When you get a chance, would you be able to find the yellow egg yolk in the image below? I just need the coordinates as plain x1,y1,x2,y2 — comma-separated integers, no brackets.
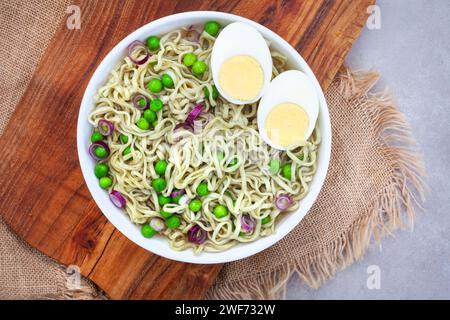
219,55,264,101
265,102,309,148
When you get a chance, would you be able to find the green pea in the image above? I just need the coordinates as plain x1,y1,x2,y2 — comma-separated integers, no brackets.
204,21,220,37
189,199,202,212
261,215,271,225
119,134,129,144
143,109,156,123
217,152,225,161
166,215,181,229
148,78,163,93
211,85,219,99
152,178,167,192
138,98,147,108
136,117,150,130
161,73,174,88
204,85,219,100
123,146,132,156
196,183,209,197
229,158,238,167
192,60,207,77
213,205,228,219
146,36,160,51
158,194,172,206
141,224,156,238
282,163,292,180
154,160,168,176
150,98,163,112
269,159,280,174
94,163,109,178
152,120,158,127
90,131,104,143
172,193,183,204
99,177,112,189
160,209,173,219
94,146,108,158
183,53,197,67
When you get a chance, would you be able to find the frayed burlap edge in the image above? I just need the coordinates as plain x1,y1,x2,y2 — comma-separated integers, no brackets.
44,266,106,300
207,68,426,299
38,273,103,300
0,215,104,300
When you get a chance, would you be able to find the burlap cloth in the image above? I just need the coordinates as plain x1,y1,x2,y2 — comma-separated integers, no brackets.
0,1,425,299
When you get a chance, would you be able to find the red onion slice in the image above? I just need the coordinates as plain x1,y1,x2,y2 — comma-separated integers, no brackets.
188,225,207,244
193,113,213,132
150,217,165,232
184,25,203,42
170,189,185,198
174,122,194,132
178,195,190,205
275,194,294,211
132,94,149,110
89,140,110,161
172,123,193,143
173,103,204,134
109,190,126,208
98,119,114,136
127,40,149,65
241,215,255,233
186,103,203,125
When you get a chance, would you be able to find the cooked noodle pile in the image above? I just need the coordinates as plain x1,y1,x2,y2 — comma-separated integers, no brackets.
88,28,320,253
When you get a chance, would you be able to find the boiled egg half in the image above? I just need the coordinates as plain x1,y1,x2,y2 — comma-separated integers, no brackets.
211,22,272,105
257,70,319,150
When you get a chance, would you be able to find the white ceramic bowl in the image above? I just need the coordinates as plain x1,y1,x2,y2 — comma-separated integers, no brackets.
77,11,331,264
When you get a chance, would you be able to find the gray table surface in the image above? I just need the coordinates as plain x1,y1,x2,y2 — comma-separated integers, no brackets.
287,0,450,299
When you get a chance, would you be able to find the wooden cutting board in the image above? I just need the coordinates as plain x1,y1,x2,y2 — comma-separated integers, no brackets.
0,0,373,299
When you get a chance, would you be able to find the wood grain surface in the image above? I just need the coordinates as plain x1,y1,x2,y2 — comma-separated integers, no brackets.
0,0,374,299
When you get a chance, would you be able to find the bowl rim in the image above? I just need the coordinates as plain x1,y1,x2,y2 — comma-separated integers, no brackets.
77,11,332,264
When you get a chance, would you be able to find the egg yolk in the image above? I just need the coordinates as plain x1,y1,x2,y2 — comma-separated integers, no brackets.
265,102,309,148
219,55,264,101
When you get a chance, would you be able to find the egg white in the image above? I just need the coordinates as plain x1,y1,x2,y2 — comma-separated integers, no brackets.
257,70,320,150
211,22,272,105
